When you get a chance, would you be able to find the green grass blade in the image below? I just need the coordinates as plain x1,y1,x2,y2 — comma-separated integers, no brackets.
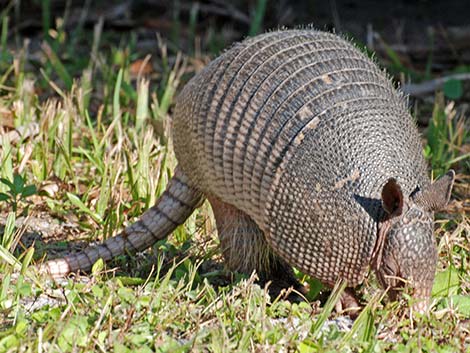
310,279,347,338
66,192,103,224
0,138,14,186
20,247,35,274
249,0,267,36
136,78,149,132
113,68,123,122
1,212,16,249
0,244,21,270
1,14,8,64
41,0,51,39
42,43,73,90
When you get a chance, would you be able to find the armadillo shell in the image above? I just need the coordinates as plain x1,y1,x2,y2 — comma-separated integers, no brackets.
173,29,429,286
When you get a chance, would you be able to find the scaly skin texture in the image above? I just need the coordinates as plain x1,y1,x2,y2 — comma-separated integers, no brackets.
40,29,454,311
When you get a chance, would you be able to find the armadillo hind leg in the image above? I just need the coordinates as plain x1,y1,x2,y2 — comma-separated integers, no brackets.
41,166,204,278
208,197,305,300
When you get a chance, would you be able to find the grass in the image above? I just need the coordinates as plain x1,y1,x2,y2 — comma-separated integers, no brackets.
0,3,470,353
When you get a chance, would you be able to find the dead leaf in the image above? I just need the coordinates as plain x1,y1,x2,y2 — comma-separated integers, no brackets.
0,108,14,128
130,58,153,77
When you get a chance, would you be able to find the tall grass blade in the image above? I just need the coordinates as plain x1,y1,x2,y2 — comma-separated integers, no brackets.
1,212,16,250
41,0,51,40
136,78,149,132
310,278,347,338
113,68,124,139
339,292,384,350
188,2,199,53
1,15,8,64
42,43,73,90
249,0,267,36
0,134,14,183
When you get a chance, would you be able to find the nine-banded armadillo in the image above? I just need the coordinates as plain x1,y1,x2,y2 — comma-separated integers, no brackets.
41,29,455,310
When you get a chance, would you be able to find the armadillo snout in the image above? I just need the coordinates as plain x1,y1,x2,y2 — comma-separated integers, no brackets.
377,206,437,309
377,266,433,314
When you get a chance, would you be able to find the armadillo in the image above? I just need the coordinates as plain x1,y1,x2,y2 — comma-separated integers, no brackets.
40,29,454,310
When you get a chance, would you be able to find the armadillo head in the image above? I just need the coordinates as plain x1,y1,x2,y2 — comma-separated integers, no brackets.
374,171,455,312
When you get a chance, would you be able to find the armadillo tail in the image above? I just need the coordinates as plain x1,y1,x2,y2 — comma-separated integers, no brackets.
39,167,203,278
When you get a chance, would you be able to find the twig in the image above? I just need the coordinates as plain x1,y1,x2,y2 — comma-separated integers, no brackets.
180,1,250,25
402,73,470,97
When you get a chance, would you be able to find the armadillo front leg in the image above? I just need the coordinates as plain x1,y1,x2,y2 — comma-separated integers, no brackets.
41,167,204,277
209,197,305,299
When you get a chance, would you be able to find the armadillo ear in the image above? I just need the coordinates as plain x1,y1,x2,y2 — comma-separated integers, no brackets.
382,178,404,216
412,170,455,211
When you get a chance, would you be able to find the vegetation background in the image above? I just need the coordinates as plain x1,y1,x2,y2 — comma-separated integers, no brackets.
0,0,469,352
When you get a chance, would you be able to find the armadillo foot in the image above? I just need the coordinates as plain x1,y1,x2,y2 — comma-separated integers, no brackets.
261,259,307,303
335,288,362,318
